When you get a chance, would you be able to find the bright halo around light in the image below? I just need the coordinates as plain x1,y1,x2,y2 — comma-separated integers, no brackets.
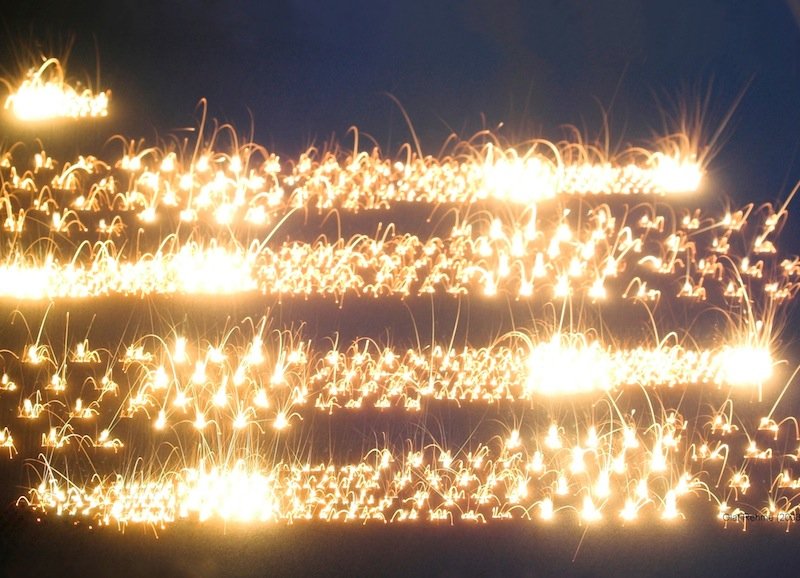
714,346,774,387
649,152,703,194
525,336,613,395
4,57,109,121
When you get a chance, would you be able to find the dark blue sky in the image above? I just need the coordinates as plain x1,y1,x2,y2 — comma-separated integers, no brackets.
4,1,800,208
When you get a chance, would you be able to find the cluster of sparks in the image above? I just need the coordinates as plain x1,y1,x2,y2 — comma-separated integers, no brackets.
10,377,800,528
0,324,775,442
3,58,109,122
0,129,700,220
0,205,796,302
0,144,794,303
0,95,798,532
13,425,754,526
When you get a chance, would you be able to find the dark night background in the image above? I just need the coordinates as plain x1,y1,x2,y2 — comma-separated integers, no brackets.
1,1,800,577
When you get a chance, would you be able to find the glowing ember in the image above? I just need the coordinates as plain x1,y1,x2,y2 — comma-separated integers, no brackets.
4,58,109,121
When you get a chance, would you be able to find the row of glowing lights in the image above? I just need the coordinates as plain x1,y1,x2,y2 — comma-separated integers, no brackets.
0,327,774,447
0,134,702,228
4,58,109,121
19,418,800,527
0,206,793,301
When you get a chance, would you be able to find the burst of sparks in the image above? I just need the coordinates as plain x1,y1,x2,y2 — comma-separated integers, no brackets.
4,58,109,121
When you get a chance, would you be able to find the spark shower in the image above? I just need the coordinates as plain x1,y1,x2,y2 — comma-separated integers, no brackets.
1,56,799,532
